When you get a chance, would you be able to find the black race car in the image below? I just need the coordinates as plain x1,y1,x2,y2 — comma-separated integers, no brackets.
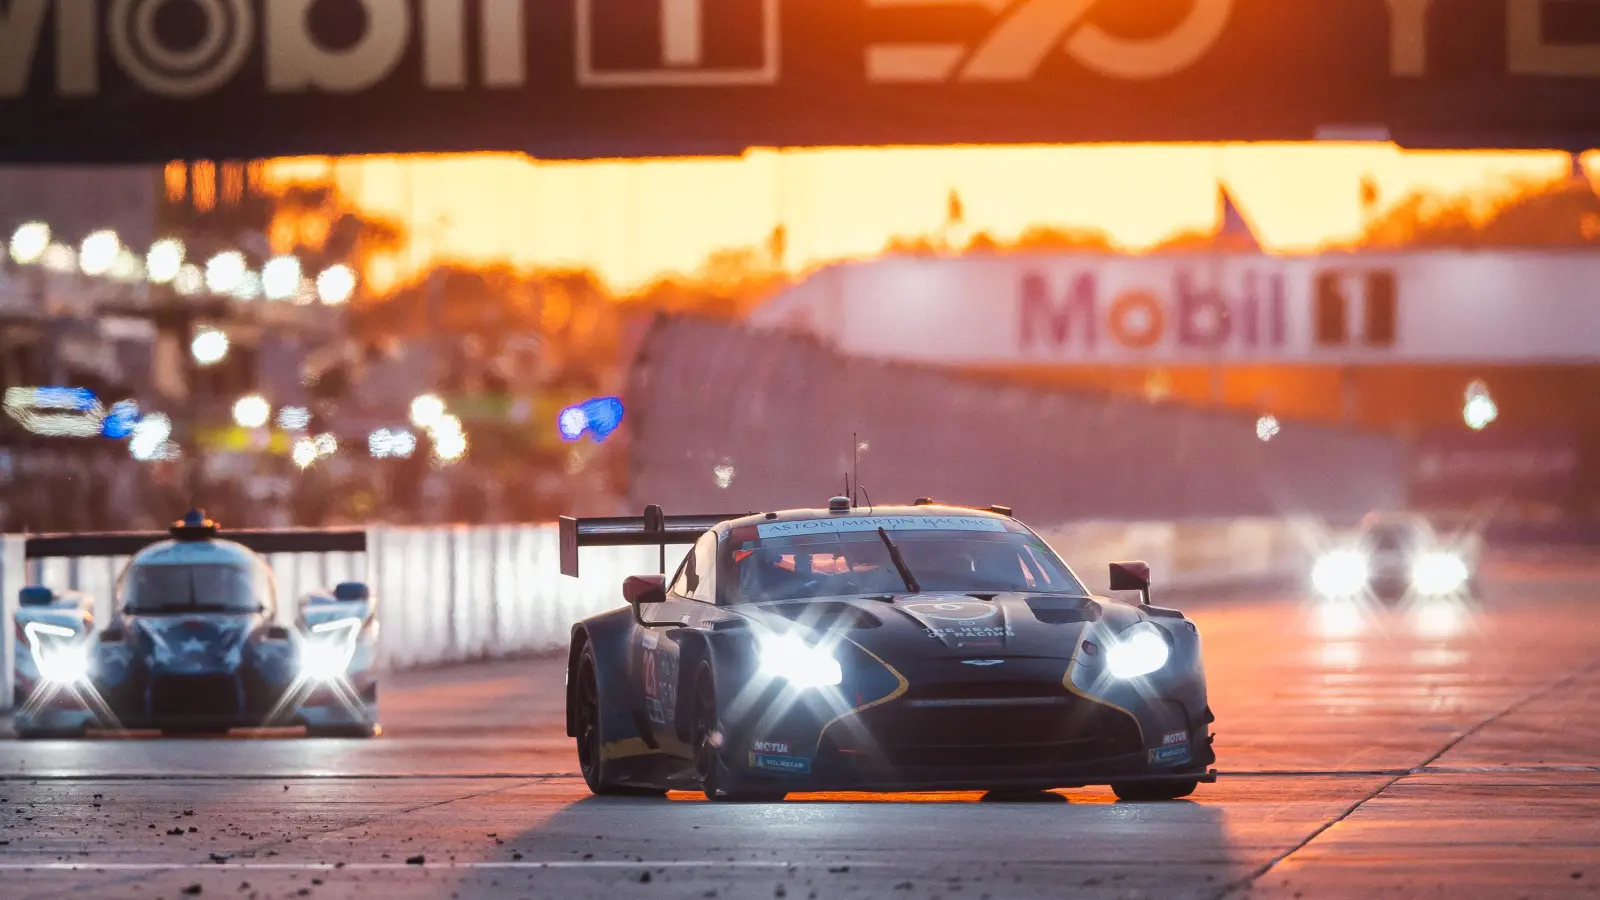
560,499,1216,802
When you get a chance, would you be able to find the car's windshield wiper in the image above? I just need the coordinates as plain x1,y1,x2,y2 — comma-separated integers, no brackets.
876,527,921,594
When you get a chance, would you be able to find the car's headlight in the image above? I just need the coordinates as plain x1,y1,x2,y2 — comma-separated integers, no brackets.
300,619,363,681
1105,622,1172,680
757,632,842,688
1312,550,1369,597
1412,552,1468,595
24,622,90,685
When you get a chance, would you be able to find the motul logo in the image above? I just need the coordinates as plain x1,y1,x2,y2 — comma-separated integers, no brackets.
0,0,527,98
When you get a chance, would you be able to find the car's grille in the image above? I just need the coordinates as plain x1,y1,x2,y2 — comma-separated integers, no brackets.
150,675,242,719
823,680,1143,771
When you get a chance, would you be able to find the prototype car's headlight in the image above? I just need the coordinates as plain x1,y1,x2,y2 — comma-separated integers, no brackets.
1105,623,1171,680
1311,550,1370,597
24,622,90,685
757,633,842,688
1411,552,1468,596
300,619,362,681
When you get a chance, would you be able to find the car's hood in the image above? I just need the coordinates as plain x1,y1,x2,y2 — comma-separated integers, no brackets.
738,592,1145,662
126,613,260,673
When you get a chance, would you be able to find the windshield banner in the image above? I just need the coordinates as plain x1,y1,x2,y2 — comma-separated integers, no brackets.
756,516,1008,539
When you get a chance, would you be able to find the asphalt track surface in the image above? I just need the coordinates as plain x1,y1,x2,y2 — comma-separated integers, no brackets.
3,554,1599,900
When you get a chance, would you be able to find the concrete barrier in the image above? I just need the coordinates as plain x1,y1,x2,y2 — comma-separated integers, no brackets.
1,518,1311,710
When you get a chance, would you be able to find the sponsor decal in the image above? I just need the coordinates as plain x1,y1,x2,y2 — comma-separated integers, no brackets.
749,753,812,775
961,659,1005,667
866,0,1235,84
1018,269,1287,356
1163,730,1189,747
925,627,1014,640
1148,745,1191,766
756,516,1008,538
902,599,1001,622
752,740,789,754
642,649,659,699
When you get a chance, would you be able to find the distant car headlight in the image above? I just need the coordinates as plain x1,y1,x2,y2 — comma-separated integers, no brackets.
1312,550,1370,597
24,622,90,685
757,632,842,688
300,618,363,681
1105,623,1172,680
1411,552,1469,595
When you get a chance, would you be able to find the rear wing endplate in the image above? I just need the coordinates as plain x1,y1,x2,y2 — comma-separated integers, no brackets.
560,505,747,577
25,529,367,559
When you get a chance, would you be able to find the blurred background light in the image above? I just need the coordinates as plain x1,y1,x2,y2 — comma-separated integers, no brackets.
558,397,626,443
77,230,120,277
276,406,311,431
191,328,230,366
145,238,185,284
129,413,174,461
100,400,141,440
174,263,205,296
292,437,318,469
410,394,445,430
1256,414,1280,442
9,221,49,265
316,264,357,305
41,243,76,273
368,428,417,459
1463,381,1498,431
205,251,247,295
262,256,302,301
232,394,271,429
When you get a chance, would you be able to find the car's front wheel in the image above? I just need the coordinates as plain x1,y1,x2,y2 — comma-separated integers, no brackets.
690,663,785,803
574,644,666,798
1111,778,1199,802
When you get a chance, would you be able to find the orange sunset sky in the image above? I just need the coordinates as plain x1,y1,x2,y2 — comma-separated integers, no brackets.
268,144,1590,293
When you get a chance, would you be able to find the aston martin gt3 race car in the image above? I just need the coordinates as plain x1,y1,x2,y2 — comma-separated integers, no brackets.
561,499,1216,802
11,512,380,739
1310,511,1483,604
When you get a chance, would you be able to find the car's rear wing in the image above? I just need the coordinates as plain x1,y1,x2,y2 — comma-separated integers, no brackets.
559,505,748,577
24,528,367,559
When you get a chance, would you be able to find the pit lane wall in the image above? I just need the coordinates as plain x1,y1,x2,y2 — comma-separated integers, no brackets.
0,518,1311,711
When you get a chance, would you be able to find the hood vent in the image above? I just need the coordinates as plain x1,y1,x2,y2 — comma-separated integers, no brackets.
762,602,882,630
1026,596,1100,625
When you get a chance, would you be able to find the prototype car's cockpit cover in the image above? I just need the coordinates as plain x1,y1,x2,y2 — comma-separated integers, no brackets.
119,542,271,615
723,515,1085,604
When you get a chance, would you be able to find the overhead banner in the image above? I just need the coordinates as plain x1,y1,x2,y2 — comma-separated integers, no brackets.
747,251,1600,366
4,0,1600,161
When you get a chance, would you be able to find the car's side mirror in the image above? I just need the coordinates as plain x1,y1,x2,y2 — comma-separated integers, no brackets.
1109,561,1152,606
623,574,680,627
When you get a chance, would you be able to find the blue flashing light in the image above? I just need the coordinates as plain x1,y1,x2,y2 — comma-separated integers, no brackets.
37,387,97,412
557,397,626,443
101,400,141,440
558,406,588,442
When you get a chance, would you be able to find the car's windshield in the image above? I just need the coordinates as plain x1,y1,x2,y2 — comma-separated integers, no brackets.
123,564,261,614
724,522,1084,603
1365,522,1421,553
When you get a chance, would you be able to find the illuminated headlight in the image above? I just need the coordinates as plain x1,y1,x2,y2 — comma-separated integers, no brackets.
1311,550,1369,597
757,633,842,688
300,619,362,681
1105,623,1172,680
24,622,91,685
1411,552,1469,596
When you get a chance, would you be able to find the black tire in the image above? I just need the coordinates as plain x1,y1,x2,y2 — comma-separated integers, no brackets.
574,645,667,798
690,664,785,803
1111,779,1199,802
306,723,379,739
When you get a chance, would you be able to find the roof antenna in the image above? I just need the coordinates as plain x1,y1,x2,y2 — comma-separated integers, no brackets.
852,432,860,508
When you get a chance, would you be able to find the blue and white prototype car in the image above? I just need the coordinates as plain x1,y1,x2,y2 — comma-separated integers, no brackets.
11,512,380,739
